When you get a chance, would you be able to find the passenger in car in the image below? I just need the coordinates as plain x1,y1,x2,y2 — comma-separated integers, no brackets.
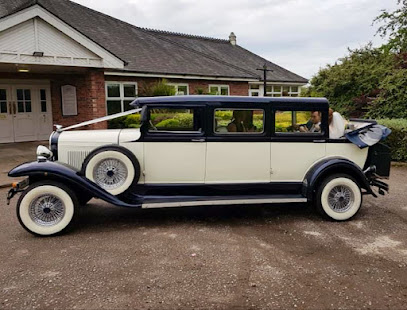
329,108,346,139
227,111,256,132
300,111,321,133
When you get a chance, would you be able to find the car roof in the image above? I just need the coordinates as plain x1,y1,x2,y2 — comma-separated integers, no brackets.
131,95,329,107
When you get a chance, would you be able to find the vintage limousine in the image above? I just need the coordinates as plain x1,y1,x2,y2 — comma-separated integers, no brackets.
7,96,391,236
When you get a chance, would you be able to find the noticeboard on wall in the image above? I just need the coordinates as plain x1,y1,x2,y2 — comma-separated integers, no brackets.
61,85,78,116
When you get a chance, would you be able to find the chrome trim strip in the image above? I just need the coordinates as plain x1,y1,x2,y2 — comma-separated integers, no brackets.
142,197,307,209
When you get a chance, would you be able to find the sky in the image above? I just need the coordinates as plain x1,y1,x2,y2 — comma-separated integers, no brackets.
72,0,398,80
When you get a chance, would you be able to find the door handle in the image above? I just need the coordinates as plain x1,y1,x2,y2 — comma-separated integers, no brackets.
8,103,12,115
191,138,205,142
13,102,16,115
313,139,326,143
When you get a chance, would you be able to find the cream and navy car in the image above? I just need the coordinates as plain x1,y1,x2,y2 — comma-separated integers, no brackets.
7,96,391,236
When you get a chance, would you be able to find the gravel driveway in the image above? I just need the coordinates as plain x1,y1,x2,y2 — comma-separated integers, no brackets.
0,167,406,309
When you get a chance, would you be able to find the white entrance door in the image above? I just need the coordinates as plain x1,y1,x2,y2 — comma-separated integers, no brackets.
0,84,53,143
37,88,53,140
0,86,14,143
14,87,37,142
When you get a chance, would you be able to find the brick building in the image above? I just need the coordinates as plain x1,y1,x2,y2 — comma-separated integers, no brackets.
0,0,308,143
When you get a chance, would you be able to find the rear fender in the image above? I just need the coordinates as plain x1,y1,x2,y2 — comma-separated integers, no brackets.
8,161,140,207
303,157,373,201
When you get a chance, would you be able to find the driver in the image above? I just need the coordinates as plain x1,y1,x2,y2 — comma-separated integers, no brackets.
300,111,321,133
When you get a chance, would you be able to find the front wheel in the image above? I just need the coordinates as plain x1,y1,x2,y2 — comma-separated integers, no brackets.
315,174,362,221
17,181,78,236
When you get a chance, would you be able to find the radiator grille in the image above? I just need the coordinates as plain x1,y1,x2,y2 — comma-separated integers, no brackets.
67,151,91,170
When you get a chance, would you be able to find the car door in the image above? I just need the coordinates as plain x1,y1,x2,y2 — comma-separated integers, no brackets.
205,104,271,184
271,108,328,182
143,105,207,184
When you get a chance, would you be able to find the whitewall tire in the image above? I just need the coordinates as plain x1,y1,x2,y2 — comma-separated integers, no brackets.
83,146,140,196
17,182,78,236
316,174,362,221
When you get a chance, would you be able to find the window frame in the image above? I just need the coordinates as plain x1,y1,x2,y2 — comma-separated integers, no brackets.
143,105,205,138
249,84,301,97
208,84,230,96
271,107,328,140
169,83,190,96
105,81,138,114
213,108,266,136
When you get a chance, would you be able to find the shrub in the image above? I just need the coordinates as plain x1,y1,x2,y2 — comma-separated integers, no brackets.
108,114,141,129
155,118,181,128
174,113,193,128
151,79,176,97
377,118,407,162
108,116,127,129
124,114,141,127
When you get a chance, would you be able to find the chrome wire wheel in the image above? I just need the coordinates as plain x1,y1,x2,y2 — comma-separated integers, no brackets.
93,158,128,191
327,185,355,213
29,194,66,227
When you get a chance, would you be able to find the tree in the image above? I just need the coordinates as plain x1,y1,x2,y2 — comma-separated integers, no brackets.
306,45,393,117
306,1,407,118
138,79,176,97
374,0,407,53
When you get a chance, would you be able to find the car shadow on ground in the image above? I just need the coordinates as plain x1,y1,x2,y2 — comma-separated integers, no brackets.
74,201,321,234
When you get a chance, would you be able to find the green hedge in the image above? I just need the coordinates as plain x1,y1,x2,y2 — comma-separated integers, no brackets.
108,114,141,129
377,119,407,162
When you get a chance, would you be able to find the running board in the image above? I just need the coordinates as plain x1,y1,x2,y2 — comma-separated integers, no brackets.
141,195,307,209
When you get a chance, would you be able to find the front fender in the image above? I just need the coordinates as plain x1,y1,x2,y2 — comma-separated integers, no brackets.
8,161,141,207
303,157,374,201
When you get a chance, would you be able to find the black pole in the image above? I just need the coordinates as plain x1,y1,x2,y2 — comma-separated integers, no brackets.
263,64,267,96
256,63,273,97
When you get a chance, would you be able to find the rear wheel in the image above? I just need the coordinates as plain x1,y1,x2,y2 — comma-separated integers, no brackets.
17,181,78,236
315,174,362,221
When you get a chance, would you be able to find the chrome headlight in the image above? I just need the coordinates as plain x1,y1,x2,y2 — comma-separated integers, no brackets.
37,145,53,160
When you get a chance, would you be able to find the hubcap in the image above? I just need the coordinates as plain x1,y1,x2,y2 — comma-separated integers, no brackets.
29,194,65,226
93,158,128,190
327,185,355,213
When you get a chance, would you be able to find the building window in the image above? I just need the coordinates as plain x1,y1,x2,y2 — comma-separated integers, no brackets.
272,85,299,97
209,85,230,96
170,84,189,95
40,89,47,112
106,82,138,115
249,84,300,97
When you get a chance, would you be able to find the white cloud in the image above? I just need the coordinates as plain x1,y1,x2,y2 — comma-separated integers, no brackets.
72,0,398,79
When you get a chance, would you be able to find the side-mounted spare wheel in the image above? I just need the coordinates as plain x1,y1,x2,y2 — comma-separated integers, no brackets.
17,181,78,236
315,173,363,221
82,146,140,196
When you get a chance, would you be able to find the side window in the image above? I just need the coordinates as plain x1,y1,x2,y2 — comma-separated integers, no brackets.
148,108,201,133
214,109,264,134
275,110,323,134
